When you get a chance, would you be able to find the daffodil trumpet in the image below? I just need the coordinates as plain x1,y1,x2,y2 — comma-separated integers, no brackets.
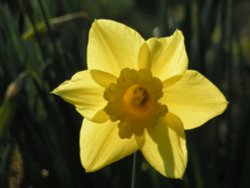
52,19,228,178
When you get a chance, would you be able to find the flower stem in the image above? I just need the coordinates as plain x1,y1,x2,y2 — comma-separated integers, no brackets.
131,152,141,188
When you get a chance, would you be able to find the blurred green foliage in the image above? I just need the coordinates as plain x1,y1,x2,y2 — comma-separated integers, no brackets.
1,0,250,188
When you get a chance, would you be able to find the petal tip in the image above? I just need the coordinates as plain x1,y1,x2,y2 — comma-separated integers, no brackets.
51,88,59,95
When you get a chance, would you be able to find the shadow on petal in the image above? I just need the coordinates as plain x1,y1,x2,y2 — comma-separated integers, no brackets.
141,112,187,178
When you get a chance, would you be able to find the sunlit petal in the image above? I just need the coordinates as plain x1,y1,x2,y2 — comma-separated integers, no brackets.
52,70,109,123
87,19,145,76
161,70,228,129
80,119,140,172
147,30,188,80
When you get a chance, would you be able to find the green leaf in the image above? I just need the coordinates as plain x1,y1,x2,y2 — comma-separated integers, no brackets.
21,11,89,40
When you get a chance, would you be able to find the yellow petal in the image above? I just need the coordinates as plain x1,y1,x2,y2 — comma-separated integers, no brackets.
87,19,145,76
138,42,151,69
147,29,188,81
52,70,109,123
90,70,117,88
140,113,187,178
161,70,228,130
80,119,139,172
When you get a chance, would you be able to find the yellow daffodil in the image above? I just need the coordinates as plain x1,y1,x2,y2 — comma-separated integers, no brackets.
52,19,228,178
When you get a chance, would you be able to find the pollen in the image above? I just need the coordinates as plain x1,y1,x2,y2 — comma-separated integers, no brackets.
104,68,168,139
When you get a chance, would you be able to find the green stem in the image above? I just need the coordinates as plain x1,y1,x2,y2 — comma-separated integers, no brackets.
131,152,140,188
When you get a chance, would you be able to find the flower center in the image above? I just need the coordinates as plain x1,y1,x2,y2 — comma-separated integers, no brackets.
132,86,147,105
104,68,168,139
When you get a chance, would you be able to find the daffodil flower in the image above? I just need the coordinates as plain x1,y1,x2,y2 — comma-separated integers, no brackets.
52,19,228,178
